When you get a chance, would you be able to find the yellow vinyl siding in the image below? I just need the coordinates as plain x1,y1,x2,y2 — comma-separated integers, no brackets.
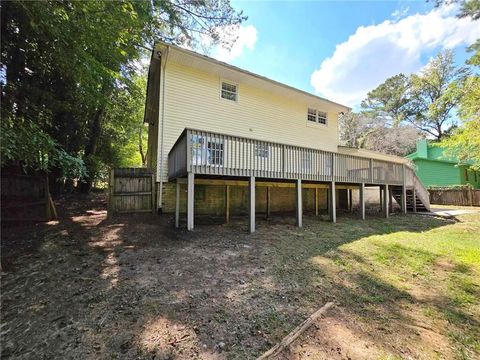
158,61,343,181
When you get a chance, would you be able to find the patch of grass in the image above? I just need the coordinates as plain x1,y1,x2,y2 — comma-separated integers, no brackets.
270,213,480,359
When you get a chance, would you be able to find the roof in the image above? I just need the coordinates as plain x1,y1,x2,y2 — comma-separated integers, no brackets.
338,146,409,164
405,139,473,165
153,40,351,112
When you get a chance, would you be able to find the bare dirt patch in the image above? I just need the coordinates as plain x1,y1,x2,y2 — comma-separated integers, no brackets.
1,194,478,359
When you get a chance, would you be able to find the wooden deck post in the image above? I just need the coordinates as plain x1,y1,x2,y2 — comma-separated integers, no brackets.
225,185,230,223
412,187,417,213
296,179,302,227
348,189,353,212
388,187,393,214
379,186,383,212
330,181,336,223
175,180,180,228
315,187,319,216
187,172,194,231
360,183,365,220
384,184,389,218
249,176,255,233
402,164,407,214
266,186,271,219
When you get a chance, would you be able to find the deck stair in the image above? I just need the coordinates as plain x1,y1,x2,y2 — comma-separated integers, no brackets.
392,187,429,212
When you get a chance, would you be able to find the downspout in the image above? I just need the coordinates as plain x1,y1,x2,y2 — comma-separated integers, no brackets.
157,46,169,211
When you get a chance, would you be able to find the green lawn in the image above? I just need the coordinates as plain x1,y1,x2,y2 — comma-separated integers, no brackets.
268,213,480,359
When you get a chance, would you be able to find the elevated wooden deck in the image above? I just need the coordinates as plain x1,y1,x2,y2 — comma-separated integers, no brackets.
168,128,430,231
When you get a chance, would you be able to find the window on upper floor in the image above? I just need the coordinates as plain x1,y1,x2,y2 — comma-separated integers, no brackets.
221,81,237,101
307,108,317,122
317,111,327,124
307,108,327,125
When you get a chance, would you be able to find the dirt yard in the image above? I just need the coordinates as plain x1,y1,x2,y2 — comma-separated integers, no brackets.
1,194,479,359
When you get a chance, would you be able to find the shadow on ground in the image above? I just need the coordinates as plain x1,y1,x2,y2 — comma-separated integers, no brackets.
1,194,479,359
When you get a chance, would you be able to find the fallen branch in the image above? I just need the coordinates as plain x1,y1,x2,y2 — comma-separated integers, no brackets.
257,301,335,359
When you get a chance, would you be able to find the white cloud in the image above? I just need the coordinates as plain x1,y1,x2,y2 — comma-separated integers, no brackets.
212,25,258,62
310,6,480,107
391,6,409,20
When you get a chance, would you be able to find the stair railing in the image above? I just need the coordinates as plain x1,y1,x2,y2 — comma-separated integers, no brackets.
405,166,430,211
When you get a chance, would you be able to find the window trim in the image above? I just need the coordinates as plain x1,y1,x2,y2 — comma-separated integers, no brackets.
220,79,239,103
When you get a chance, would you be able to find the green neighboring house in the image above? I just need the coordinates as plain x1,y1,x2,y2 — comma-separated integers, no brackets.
405,139,480,189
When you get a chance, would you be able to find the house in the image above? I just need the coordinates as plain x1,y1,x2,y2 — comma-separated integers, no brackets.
144,41,430,231
406,139,480,189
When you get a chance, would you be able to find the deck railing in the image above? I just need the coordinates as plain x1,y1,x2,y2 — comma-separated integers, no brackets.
168,129,417,187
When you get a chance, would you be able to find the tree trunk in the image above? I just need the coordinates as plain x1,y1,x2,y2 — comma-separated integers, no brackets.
139,126,147,167
78,105,105,193
49,166,65,195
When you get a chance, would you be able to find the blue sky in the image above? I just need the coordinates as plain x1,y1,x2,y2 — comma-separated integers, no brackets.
207,1,480,108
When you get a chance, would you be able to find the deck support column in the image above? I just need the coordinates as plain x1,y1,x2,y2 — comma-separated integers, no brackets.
175,180,180,228
330,181,336,223
412,187,417,213
348,189,353,212
315,187,319,216
187,172,194,231
384,184,389,218
225,185,230,223
249,176,255,233
388,187,393,214
296,179,302,227
379,187,383,212
266,187,271,219
402,164,407,214
360,183,365,220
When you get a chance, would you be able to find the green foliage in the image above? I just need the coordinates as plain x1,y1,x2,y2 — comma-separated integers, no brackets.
1,0,245,191
440,118,480,170
99,74,148,168
361,50,468,140
456,0,480,20
428,184,475,190
361,74,411,125
0,117,86,178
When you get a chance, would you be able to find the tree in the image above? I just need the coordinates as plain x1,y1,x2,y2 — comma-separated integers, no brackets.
409,50,469,139
361,74,411,126
339,112,420,156
1,0,246,192
435,0,480,169
361,50,468,140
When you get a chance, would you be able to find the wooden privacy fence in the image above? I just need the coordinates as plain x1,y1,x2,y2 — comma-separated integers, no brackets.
1,172,57,222
429,189,480,206
108,168,155,215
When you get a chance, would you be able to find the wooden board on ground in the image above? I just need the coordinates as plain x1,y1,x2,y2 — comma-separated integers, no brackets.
257,302,335,359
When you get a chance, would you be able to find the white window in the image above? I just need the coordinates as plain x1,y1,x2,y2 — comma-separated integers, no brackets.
307,108,327,125
317,111,327,124
207,140,224,166
221,81,237,101
191,135,224,166
255,144,269,158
